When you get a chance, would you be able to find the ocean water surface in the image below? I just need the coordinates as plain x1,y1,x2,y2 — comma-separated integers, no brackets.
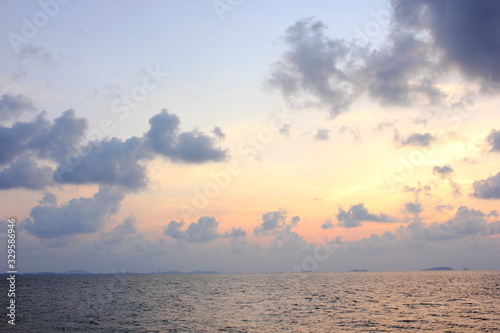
2,271,499,332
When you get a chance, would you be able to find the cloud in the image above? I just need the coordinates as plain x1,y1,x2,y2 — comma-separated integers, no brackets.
0,94,35,121
362,32,444,106
392,0,500,80
254,210,300,235
321,219,334,229
394,130,436,147
404,202,423,215
186,216,220,242
486,129,500,152
94,217,138,249
164,220,188,240
268,2,500,120
337,203,395,228
22,187,125,238
164,216,244,243
472,172,500,199
433,165,454,177
398,206,492,241
267,17,361,118
0,112,48,166
55,137,149,190
0,109,87,170
336,206,500,258
313,129,330,141
433,165,462,197
212,126,226,140
144,109,227,163
224,227,247,238
0,157,52,190
435,204,453,212
0,108,228,191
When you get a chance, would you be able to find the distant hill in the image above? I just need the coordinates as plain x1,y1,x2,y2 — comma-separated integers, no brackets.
159,270,219,274
63,270,93,275
351,269,369,272
422,267,453,271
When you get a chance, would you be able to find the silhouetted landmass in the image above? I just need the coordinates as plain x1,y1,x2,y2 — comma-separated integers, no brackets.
351,269,369,272
422,267,453,271
462,268,470,270
64,270,93,275
0,270,220,276
160,270,219,274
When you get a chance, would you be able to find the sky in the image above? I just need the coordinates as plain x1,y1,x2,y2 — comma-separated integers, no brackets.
1,0,500,274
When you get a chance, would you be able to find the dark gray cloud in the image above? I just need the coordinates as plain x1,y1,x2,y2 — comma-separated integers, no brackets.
0,108,227,191
254,210,300,235
391,0,500,80
267,17,362,118
0,112,47,165
23,187,125,238
337,203,395,228
0,157,52,190
31,109,88,161
486,129,500,152
321,219,334,229
362,32,444,106
0,94,35,121
164,216,244,243
268,1,500,120
404,202,423,215
313,129,330,141
394,131,436,147
433,165,454,177
164,220,188,239
55,137,149,190
0,109,87,169
271,0,500,122
472,172,500,199
145,109,227,163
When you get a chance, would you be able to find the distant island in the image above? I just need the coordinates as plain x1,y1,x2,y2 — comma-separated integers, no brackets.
422,267,453,271
351,269,369,272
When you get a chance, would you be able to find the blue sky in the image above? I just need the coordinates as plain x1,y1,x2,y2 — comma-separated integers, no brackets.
1,0,500,274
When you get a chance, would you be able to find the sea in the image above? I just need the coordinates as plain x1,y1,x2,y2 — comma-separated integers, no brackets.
1,270,499,332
